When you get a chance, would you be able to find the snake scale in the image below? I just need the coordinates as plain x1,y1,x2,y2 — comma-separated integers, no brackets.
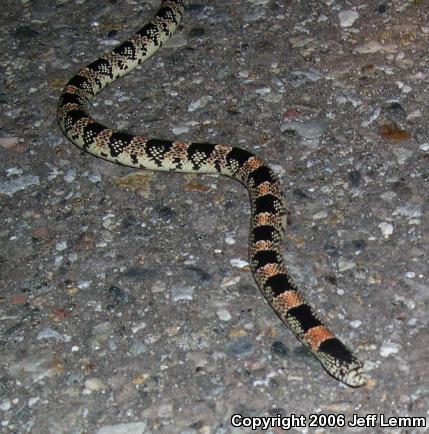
57,0,366,387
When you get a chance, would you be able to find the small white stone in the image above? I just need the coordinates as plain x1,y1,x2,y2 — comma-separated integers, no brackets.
188,96,213,112
254,87,271,95
54,255,63,268
355,41,383,54
37,328,64,341
172,125,190,135
338,10,359,27
64,169,76,183
55,241,67,251
406,110,421,120
225,235,236,245
407,318,417,326
78,280,92,289
380,342,400,357
338,259,356,272
230,258,249,268
392,147,413,165
0,400,11,411
6,167,23,176
419,142,429,151
171,285,195,301
350,320,362,329
131,322,146,334
378,222,394,238
312,210,328,220
84,378,105,392
221,276,241,287
88,173,101,183
404,271,415,278
28,397,40,407
216,309,232,321
95,422,147,434
151,281,166,293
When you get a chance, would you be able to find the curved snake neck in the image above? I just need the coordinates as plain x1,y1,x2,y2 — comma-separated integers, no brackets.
57,0,366,387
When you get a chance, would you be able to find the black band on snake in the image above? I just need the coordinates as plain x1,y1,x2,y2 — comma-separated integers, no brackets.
57,0,366,387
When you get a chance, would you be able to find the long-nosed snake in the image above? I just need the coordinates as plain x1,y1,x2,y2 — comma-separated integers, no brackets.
57,0,366,387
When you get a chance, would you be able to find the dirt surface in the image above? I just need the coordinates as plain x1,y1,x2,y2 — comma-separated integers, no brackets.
1,0,428,433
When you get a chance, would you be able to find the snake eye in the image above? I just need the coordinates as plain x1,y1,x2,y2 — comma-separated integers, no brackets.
338,366,347,379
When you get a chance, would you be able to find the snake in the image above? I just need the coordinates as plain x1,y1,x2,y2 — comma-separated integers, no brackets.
57,0,366,387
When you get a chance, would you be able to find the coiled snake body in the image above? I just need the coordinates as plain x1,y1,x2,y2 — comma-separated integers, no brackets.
57,0,365,387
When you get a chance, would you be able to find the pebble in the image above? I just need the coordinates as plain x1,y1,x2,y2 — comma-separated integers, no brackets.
102,213,117,230
224,235,236,245
0,401,11,411
95,422,147,434
350,320,362,329
28,397,40,407
248,0,269,5
281,120,328,139
131,322,146,334
337,259,356,272
78,280,92,289
151,280,166,293
88,173,101,183
378,222,394,238
171,285,195,301
130,341,146,356
392,147,413,165
271,341,288,358
221,276,241,287
91,321,114,348
419,142,429,151
54,255,64,268
380,342,401,357
64,169,76,183
9,353,63,385
225,336,253,357
393,204,421,219
216,308,232,321
312,210,328,220
254,86,271,95
55,241,67,251
338,10,359,28
0,136,19,149
289,69,323,86
6,167,23,176
0,174,39,196
188,96,213,112
407,318,418,326
108,285,132,305
158,403,173,418
244,10,265,22
347,170,361,188
172,125,190,135
230,258,249,269
37,328,70,342
354,41,383,54
84,378,105,392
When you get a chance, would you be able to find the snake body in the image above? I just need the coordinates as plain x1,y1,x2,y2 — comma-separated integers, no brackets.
57,0,365,387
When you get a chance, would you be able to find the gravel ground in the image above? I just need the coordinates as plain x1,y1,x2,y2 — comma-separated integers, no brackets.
1,1,428,433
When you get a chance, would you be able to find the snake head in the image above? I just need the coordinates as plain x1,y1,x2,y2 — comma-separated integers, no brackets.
317,337,366,387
